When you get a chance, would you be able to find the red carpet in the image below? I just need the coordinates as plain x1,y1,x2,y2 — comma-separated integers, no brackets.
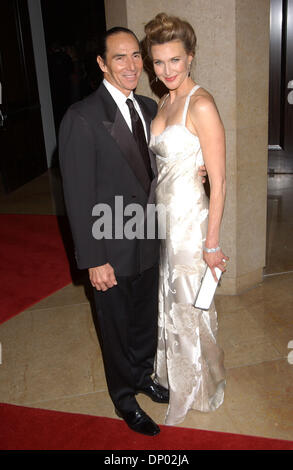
0,214,73,324
0,403,292,450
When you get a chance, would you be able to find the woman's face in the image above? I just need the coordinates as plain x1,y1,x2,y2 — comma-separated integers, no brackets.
151,40,193,90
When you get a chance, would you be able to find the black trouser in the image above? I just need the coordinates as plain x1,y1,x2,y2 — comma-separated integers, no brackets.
93,264,159,413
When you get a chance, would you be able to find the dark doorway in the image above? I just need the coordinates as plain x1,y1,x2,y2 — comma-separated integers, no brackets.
269,0,293,174
0,0,47,193
41,0,106,132
266,0,293,274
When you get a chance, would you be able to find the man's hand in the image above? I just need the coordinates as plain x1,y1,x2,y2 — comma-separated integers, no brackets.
89,263,117,292
198,164,207,183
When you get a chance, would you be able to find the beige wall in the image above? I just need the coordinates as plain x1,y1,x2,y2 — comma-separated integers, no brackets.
104,0,128,29
104,0,270,295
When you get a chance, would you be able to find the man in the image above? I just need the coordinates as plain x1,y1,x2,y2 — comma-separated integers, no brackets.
59,27,205,436
59,27,166,437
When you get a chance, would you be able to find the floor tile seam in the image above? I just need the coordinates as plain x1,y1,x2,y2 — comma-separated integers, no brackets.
5,389,109,408
25,301,90,313
225,356,290,370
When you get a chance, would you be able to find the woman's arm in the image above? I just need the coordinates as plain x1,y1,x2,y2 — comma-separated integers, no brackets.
189,94,228,279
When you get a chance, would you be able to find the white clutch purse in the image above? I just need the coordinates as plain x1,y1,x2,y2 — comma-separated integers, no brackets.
194,266,222,310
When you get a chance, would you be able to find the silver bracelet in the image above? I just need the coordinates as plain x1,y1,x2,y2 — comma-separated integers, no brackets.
203,246,221,253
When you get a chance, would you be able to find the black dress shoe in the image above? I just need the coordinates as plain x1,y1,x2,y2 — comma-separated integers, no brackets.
137,381,169,403
115,406,160,436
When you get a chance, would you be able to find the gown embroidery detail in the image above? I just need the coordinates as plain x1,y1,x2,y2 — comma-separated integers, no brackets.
150,85,226,425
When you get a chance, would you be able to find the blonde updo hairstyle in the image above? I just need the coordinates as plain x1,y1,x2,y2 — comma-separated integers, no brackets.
144,12,197,58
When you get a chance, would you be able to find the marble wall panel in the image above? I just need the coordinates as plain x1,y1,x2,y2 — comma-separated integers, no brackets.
104,0,270,294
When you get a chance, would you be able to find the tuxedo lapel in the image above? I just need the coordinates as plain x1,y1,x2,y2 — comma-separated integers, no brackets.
104,109,151,195
99,85,151,195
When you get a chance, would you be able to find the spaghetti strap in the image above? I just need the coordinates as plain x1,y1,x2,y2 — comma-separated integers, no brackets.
181,85,201,126
159,93,169,111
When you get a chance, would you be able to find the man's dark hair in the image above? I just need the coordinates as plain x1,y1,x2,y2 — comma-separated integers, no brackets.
99,27,140,60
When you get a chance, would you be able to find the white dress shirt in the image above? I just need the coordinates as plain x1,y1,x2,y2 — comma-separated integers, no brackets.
103,79,148,140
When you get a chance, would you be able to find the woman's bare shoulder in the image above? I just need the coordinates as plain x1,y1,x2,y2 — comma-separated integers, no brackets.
189,87,219,120
191,87,215,108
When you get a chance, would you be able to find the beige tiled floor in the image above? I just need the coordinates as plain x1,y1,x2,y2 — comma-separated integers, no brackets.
0,170,292,442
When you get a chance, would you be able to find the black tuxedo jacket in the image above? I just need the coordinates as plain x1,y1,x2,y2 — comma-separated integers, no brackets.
59,83,160,276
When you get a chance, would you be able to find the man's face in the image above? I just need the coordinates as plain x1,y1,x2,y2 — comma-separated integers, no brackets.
97,32,143,96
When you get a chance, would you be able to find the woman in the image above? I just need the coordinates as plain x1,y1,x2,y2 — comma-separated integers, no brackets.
144,13,228,425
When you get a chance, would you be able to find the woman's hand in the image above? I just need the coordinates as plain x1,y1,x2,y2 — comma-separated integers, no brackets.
203,249,229,282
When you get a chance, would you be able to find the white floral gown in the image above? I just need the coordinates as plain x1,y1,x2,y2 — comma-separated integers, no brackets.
149,85,226,425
